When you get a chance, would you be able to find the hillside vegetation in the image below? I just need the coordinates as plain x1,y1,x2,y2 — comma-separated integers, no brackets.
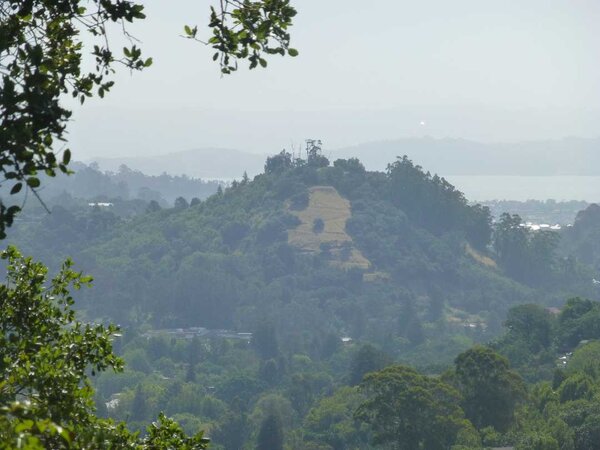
561,204,600,273
9,152,594,363
6,151,600,449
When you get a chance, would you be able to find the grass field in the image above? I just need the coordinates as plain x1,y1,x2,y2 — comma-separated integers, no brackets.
465,243,498,269
288,186,371,270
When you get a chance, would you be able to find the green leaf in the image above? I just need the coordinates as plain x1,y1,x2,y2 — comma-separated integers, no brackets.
26,177,40,188
63,149,71,165
14,419,34,432
10,183,22,195
184,25,192,36
287,48,299,57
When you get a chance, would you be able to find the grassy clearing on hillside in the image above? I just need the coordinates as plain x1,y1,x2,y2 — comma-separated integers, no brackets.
465,243,498,269
288,186,371,270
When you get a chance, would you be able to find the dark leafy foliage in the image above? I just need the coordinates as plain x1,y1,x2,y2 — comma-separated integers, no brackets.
0,0,150,237
0,246,208,448
185,0,298,74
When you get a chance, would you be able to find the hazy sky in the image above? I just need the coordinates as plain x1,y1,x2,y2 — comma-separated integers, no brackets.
68,0,600,159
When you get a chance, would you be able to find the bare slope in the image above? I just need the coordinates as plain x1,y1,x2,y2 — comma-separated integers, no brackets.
465,243,498,269
288,186,371,270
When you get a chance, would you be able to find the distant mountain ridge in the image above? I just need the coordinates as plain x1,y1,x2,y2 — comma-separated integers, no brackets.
91,147,267,180
90,137,600,179
333,137,600,176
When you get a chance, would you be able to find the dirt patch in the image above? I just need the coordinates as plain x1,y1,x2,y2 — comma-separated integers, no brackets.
465,243,497,269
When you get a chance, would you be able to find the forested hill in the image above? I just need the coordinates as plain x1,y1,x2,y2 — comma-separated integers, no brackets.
8,152,596,364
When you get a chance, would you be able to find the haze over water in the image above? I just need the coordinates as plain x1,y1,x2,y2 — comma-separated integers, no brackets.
446,176,600,203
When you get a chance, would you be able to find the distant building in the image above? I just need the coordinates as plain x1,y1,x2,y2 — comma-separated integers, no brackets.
521,221,562,231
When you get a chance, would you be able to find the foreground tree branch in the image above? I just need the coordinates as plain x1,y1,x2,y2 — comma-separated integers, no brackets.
0,0,297,237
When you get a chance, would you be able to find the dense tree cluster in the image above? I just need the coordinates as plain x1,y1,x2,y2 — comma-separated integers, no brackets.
387,156,492,249
356,365,466,449
87,300,600,449
493,213,559,284
561,204,600,272
494,298,600,381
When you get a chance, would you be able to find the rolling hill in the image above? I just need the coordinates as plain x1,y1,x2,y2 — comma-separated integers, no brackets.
8,152,596,364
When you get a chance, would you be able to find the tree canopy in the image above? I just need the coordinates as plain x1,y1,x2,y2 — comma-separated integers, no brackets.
356,365,465,450
453,346,526,431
